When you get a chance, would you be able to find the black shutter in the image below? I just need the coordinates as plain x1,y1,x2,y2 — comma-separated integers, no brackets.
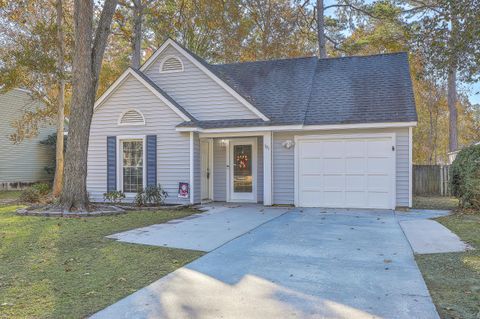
107,136,117,191
146,135,157,186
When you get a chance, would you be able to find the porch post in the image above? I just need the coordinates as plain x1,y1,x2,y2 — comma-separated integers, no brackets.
263,131,273,205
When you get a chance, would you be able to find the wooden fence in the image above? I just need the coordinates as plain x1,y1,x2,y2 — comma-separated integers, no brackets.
413,165,451,196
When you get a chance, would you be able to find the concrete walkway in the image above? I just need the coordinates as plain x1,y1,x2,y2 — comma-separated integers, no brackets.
396,210,472,254
93,208,439,319
107,204,289,251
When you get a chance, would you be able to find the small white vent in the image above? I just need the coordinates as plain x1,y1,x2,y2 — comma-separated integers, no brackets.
160,56,183,73
119,110,145,125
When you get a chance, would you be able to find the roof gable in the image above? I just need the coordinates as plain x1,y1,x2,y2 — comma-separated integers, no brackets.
140,38,270,121
94,68,194,122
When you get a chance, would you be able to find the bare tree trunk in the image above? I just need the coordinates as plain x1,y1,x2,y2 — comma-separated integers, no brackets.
60,0,118,211
447,66,458,152
53,0,65,197
316,0,327,58
131,0,142,68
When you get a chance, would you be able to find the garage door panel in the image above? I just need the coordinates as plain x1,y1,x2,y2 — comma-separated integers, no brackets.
300,191,323,206
367,139,391,156
301,158,322,174
367,192,390,208
346,158,365,173
324,174,344,188
346,191,367,207
300,142,322,157
346,175,366,189
367,158,391,173
322,141,344,156
300,175,323,189
297,135,394,209
323,191,344,206
323,158,344,172
345,140,366,157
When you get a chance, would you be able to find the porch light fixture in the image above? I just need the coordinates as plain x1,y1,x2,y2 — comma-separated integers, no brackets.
282,140,295,149
220,139,228,147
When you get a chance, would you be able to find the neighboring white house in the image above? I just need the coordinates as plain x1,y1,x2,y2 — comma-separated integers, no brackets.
0,89,55,190
87,38,417,209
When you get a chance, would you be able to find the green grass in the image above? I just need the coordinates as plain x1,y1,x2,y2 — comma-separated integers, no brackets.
416,211,480,319
413,196,459,210
0,190,22,201
0,204,203,319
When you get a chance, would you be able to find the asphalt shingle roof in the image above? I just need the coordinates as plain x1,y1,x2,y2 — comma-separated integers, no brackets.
207,52,417,127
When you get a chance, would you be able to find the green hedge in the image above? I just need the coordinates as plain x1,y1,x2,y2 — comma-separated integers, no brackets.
450,144,480,209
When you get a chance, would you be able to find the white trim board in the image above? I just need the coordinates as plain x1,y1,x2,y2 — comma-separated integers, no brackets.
140,38,270,122
94,68,191,122
182,121,418,134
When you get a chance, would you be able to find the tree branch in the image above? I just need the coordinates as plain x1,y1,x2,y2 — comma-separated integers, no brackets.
92,0,119,85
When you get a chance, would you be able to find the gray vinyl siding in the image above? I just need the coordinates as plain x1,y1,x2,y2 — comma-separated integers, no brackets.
212,138,227,201
0,89,55,188
272,128,411,207
211,137,263,203
144,45,259,121
87,75,190,204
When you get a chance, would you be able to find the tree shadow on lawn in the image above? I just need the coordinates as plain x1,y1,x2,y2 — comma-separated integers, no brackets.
0,205,203,319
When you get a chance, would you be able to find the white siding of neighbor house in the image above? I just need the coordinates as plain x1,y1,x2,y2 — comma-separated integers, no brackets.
272,128,411,207
211,137,264,203
0,89,55,189
87,75,190,204
144,44,260,121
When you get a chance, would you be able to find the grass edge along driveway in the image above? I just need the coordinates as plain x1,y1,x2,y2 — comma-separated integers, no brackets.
0,202,203,319
413,196,480,319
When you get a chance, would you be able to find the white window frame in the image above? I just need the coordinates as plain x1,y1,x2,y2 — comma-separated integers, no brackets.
118,109,146,126
116,135,146,195
159,55,184,73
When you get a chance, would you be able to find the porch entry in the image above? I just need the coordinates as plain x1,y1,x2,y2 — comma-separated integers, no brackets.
229,138,257,202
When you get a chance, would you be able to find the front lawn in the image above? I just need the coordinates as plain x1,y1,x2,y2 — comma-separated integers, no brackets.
415,207,480,319
0,204,203,319
0,190,21,202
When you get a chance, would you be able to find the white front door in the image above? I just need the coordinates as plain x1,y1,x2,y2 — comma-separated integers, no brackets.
296,134,395,209
229,138,257,202
200,140,211,200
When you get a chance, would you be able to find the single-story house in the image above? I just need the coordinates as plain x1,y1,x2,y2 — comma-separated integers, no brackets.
88,38,417,209
0,89,55,190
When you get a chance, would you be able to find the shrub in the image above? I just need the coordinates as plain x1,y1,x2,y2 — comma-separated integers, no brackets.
20,188,41,203
31,183,50,196
103,190,126,203
450,144,480,209
134,184,168,206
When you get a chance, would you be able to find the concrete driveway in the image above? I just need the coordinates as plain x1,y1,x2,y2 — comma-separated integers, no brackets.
92,208,439,319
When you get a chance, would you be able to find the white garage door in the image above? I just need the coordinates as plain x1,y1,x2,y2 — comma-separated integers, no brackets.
296,135,395,209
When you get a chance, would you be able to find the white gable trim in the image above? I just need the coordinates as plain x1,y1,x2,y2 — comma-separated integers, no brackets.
94,68,191,121
140,39,270,122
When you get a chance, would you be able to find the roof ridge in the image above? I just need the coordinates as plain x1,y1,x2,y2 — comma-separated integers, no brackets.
213,51,408,67
214,56,318,67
